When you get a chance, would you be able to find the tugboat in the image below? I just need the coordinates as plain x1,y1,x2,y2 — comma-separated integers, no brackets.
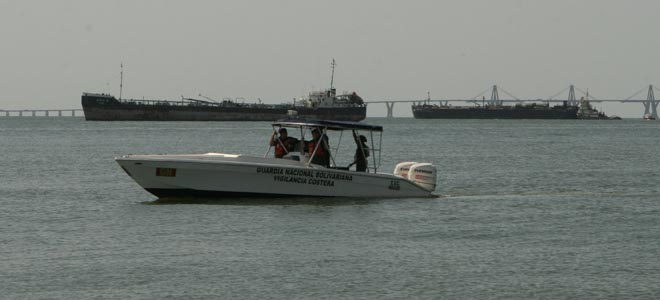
576,96,617,120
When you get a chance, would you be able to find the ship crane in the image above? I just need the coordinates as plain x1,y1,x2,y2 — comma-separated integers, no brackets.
198,93,220,103
178,94,220,105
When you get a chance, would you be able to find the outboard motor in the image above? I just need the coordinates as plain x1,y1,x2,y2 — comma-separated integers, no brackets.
408,163,437,191
393,162,418,178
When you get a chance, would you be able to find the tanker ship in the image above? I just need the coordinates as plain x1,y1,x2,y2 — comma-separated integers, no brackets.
412,102,579,119
82,60,366,121
81,88,366,121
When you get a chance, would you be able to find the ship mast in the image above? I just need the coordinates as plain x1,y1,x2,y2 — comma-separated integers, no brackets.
119,62,123,100
330,59,336,90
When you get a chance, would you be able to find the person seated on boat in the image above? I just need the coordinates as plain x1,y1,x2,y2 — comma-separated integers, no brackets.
351,131,369,172
306,128,330,167
269,128,299,158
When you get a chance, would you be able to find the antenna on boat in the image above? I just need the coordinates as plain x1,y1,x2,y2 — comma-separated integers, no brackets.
119,62,123,100
330,59,336,90
586,88,589,100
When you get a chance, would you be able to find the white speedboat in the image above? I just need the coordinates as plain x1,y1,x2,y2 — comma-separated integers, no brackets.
116,119,438,198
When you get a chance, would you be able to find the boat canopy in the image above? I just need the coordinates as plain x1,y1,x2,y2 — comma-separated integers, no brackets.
268,118,384,172
272,119,383,132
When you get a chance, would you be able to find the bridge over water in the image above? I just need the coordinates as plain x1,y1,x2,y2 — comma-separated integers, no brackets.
0,109,83,117
367,85,660,118
3,85,659,119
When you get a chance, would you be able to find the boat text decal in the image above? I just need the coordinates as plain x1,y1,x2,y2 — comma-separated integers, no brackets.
156,168,177,177
388,180,400,190
256,167,353,187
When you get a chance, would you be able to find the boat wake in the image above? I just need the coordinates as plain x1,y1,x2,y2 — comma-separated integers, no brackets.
145,196,388,206
440,190,629,200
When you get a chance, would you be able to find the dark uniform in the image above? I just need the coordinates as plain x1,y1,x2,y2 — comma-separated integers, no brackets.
308,129,330,167
354,135,369,172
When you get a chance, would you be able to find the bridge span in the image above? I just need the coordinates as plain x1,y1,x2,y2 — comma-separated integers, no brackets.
0,109,83,117
3,85,659,119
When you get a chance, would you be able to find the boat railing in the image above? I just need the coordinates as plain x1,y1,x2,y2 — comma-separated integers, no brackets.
119,99,208,106
116,98,290,109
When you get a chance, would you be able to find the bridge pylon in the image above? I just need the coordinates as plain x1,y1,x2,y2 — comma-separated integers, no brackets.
568,85,577,106
641,85,658,119
490,85,500,106
385,102,395,118
648,85,658,119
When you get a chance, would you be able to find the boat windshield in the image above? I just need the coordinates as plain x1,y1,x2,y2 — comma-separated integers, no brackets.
266,119,383,172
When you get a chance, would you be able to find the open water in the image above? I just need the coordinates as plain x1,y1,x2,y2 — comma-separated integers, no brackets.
1,117,659,299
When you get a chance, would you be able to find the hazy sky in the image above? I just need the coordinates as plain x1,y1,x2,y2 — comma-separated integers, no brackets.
2,0,659,117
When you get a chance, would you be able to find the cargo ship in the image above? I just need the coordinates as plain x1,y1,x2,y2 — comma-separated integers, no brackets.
82,60,366,121
412,102,579,119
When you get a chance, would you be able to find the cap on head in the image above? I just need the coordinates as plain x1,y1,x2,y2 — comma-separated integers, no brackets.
311,128,320,134
278,128,287,134
359,135,367,143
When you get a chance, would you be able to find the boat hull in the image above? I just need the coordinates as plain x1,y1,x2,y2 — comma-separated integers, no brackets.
116,153,435,198
82,94,366,121
412,105,579,119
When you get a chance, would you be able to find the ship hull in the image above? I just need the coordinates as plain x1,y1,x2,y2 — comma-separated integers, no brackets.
82,94,366,121
412,105,579,119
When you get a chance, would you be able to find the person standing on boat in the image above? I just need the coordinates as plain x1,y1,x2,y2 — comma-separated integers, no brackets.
270,128,298,158
307,128,330,167
351,131,369,172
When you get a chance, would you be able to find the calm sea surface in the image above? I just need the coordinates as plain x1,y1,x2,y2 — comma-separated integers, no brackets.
1,117,659,299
